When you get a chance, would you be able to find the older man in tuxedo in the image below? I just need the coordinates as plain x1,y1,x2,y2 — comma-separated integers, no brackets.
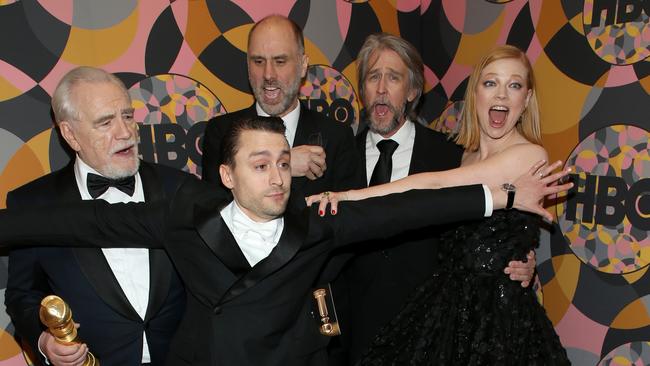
4,67,187,366
0,116,568,366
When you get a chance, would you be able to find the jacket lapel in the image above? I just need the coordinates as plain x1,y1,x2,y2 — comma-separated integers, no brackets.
194,198,252,278
63,165,141,322
408,123,439,175
218,204,310,304
290,105,320,192
355,127,370,187
292,104,318,147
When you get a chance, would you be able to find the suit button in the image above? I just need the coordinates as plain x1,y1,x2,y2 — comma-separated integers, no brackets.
213,306,222,315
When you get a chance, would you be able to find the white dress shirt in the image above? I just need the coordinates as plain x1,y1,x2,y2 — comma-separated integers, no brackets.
365,119,416,184
74,157,152,363
365,121,493,216
256,102,301,147
220,201,285,266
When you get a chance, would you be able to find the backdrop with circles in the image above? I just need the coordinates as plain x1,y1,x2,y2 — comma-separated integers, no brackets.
0,1,647,365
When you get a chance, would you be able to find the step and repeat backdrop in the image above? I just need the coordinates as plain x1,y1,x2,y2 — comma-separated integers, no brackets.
0,1,648,365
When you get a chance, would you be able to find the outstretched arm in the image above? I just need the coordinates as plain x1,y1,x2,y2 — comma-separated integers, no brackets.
309,159,571,221
0,200,166,249
321,144,550,199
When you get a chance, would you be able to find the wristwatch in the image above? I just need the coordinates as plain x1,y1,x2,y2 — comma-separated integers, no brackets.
501,183,516,210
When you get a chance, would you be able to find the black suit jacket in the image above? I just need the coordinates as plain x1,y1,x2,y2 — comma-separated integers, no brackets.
334,122,465,363
0,177,486,366
4,161,188,366
201,103,360,195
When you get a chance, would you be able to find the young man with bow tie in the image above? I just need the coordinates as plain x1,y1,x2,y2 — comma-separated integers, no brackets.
4,67,187,366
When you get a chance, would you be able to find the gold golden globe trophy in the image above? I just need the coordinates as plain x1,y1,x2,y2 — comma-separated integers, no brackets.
39,295,99,366
312,288,341,336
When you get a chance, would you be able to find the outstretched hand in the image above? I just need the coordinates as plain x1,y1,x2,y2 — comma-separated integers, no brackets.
305,191,349,216
512,160,573,221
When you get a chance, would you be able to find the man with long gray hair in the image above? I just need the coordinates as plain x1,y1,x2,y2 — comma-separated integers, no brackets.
327,33,537,364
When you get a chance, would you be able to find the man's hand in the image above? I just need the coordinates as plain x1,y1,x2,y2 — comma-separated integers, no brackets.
291,145,326,180
505,250,536,287
39,329,88,366
511,160,572,221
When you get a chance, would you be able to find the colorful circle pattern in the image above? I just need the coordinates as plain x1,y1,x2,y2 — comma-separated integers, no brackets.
557,125,650,274
598,341,650,365
128,74,226,176
300,65,360,133
583,0,650,65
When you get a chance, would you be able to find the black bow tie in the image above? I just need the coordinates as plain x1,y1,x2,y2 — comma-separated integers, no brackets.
87,173,136,198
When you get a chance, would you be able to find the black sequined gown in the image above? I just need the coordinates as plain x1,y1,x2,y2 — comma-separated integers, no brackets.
357,210,570,365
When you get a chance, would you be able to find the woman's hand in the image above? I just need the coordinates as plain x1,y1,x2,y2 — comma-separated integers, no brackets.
305,191,350,216
511,160,573,221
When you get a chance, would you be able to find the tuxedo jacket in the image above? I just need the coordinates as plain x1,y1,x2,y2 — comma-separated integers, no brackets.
201,103,360,195
4,161,188,366
0,177,486,366
332,122,465,363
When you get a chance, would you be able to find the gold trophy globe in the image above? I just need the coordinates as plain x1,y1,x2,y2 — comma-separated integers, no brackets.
39,295,99,366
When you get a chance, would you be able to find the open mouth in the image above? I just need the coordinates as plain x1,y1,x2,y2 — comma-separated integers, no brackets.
488,106,509,125
263,85,281,100
113,145,134,156
373,102,392,117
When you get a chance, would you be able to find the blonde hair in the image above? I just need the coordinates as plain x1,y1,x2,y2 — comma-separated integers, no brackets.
455,45,542,151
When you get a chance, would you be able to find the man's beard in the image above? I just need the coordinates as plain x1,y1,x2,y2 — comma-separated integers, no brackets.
252,76,301,116
367,100,407,135
102,142,140,179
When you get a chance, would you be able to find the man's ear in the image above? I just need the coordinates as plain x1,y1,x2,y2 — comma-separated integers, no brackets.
59,121,81,152
300,54,309,78
219,164,235,189
407,87,417,103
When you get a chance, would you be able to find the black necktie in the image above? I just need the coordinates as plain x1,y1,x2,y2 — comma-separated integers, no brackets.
87,173,136,198
369,139,399,186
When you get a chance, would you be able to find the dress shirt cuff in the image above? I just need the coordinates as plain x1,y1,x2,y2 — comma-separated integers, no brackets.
37,332,51,365
482,184,493,217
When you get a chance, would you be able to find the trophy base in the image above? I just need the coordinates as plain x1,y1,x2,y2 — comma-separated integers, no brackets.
319,321,341,336
84,352,99,366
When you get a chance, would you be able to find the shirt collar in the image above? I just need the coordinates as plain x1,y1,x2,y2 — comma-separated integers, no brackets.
256,101,301,147
368,119,415,148
75,155,105,197
222,200,284,238
74,155,141,200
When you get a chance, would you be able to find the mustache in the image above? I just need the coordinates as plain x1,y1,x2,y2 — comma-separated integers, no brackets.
370,100,399,113
371,99,391,107
262,80,281,88
110,140,138,155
